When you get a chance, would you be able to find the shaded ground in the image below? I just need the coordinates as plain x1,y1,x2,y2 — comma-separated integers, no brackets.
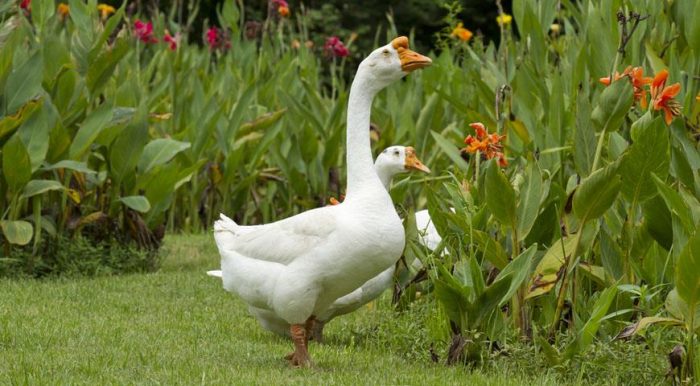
0,234,667,385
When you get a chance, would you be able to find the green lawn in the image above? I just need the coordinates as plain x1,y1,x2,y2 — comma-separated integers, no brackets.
0,235,666,385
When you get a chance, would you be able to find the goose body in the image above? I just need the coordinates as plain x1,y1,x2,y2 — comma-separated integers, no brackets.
212,37,431,366
216,146,430,338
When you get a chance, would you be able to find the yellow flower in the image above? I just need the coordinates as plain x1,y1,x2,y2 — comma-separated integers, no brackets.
97,4,115,20
57,3,69,17
451,22,473,42
496,13,513,26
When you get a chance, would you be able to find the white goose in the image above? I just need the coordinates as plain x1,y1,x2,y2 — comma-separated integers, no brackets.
212,37,431,367
210,145,431,340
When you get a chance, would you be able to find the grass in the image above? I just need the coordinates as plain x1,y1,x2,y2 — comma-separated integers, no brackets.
0,234,669,385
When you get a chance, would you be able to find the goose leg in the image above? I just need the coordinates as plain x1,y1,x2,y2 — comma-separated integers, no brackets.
285,321,312,367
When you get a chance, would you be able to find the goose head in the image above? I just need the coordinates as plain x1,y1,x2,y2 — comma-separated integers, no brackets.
375,145,431,178
358,36,432,92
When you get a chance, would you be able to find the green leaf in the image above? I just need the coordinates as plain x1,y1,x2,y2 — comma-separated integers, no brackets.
137,138,191,174
591,79,633,133
497,244,537,306
516,163,544,240
665,289,700,331
20,180,64,199
615,316,683,340
653,174,695,234
0,220,33,245
619,116,670,204
86,37,130,98
41,160,96,174
110,120,148,187
573,162,621,222
0,98,42,141
18,102,50,172
574,95,596,177
430,130,469,172
485,161,516,227
119,196,151,213
3,51,43,115
675,231,700,309
2,134,31,192
527,236,578,299
69,103,114,159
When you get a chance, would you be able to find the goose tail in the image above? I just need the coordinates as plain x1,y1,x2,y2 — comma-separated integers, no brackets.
214,213,239,234
207,270,223,278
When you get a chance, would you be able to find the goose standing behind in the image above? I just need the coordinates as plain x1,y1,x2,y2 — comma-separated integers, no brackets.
209,145,430,340
212,37,431,367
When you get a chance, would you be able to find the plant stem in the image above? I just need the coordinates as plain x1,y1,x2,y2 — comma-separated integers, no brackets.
550,227,583,339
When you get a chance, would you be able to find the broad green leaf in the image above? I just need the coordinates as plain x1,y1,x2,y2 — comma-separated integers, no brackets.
615,317,683,340
686,1,700,51
41,160,96,174
485,161,516,227
109,120,148,187
516,163,543,240
497,244,537,306
119,195,151,213
4,51,43,115
0,98,41,141
642,195,673,250
236,109,287,138
665,289,700,331
573,162,621,222
86,37,130,98
20,180,64,199
653,174,695,234
527,236,578,299
69,103,114,159
2,134,31,192
619,115,669,204
430,130,469,172
18,103,50,172
0,220,33,245
591,79,633,133
675,231,700,309
574,95,596,177
137,138,191,174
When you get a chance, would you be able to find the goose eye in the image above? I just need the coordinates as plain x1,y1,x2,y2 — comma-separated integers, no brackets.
382,49,390,56
393,150,400,156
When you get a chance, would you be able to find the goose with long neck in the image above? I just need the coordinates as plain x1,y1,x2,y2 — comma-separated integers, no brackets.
212,37,431,367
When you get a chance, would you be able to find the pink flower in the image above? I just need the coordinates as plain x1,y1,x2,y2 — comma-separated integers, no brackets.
324,36,349,58
206,27,219,49
134,20,157,44
206,27,230,51
163,32,178,51
272,0,288,7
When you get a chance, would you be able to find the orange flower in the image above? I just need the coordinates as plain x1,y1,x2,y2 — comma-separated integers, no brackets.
97,3,115,20
451,23,473,42
278,5,289,17
462,122,507,166
650,69,682,125
57,3,69,17
599,66,652,108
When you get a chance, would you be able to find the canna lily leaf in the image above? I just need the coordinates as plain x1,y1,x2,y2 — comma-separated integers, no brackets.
0,97,42,141
614,316,683,340
0,220,33,245
675,231,700,311
2,134,31,193
119,196,151,213
573,162,621,223
485,160,516,227
137,138,191,174
591,77,633,133
20,180,65,200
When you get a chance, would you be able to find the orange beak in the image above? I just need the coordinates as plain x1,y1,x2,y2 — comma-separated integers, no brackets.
404,146,431,173
392,36,432,72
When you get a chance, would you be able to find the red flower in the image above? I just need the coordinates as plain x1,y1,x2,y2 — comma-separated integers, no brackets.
134,20,157,44
462,122,507,167
324,36,349,58
650,69,682,125
163,32,178,51
20,0,30,10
